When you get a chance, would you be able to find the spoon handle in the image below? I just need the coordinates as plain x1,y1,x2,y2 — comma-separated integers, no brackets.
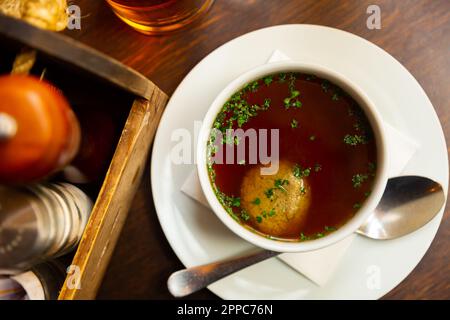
168,249,278,297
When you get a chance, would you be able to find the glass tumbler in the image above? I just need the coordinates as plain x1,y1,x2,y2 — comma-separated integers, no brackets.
105,0,215,35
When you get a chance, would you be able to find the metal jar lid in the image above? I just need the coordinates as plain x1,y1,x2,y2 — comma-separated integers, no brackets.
0,183,92,274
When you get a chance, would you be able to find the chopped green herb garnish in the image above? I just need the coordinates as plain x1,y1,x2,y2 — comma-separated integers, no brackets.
240,210,250,221
263,98,271,110
306,74,317,81
207,163,216,182
252,197,261,205
284,89,302,109
300,233,309,241
231,197,241,207
222,133,231,145
353,202,362,209
293,164,311,178
215,191,242,213
278,73,287,82
288,73,297,91
230,91,242,102
263,76,273,86
274,179,289,192
300,225,337,241
352,174,369,188
331,93,339,101
213,91,271,131
314,163,322,172
364,191,371,198
293,100,302,108
256,216,263,223
246,81,259,92
300,186,306,195
343,134,367,146
268,208,276,217
264,188,274,200
291,119,299,128
229,211,240,222
238,159,246,165
368,162,376,172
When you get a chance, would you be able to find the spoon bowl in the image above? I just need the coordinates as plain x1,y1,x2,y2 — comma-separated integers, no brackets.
357,176,445,239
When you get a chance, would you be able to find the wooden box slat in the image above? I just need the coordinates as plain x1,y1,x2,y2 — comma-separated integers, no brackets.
59,94,167,300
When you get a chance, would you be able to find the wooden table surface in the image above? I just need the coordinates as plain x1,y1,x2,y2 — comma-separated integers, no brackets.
68,0,449,299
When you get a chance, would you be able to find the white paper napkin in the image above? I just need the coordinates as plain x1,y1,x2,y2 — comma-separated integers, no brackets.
180,50,419,286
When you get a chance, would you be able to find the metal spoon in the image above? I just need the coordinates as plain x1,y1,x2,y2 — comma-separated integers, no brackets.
168,176,445,297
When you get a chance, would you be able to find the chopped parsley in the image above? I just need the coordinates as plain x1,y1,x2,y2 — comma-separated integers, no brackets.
293,164,311,178
262,208,276,218
264,188,274,200
256,216,263,223
244,81,259,92
314,163,322,172
343,134,367,146
263,75,273,86
291,118,299,128
299,225,337,241
240,210,250,221
274,179,289,192
231,197,241,207
315,233,325,238
353,202,362,209
293,100,302,108
223,134,234,145
212,79,276,132
215,190,242,210
352,174,369,188
252,197,261,205
284,89,302,109
262,98,271,110
291,90,300,98
283,76,302,109
300,233,309,241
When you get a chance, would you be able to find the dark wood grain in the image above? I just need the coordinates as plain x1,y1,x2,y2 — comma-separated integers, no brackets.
67,0,449,299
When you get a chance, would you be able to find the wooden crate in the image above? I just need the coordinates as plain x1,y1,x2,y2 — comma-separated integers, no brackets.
0,14,167,299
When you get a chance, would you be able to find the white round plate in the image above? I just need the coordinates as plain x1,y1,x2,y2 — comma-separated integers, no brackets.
151,25,448,299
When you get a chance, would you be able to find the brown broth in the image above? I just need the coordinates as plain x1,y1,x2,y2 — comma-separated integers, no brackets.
208,73,377,241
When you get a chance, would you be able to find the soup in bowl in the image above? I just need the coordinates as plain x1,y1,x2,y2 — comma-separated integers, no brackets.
197,62,388,252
